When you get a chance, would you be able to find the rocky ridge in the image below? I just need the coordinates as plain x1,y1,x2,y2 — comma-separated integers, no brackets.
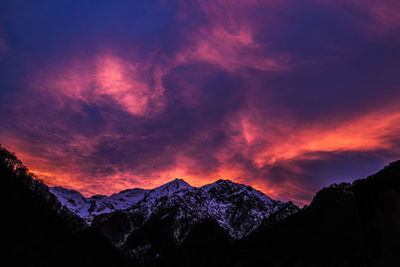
50,178,299,244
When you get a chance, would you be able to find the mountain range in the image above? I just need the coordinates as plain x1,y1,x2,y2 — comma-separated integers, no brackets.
50,177,298,261
2,144,400,266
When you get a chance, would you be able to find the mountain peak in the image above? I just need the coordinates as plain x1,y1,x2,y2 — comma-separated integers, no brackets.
49,176,299,243
204,179,249,190
172,178,192,187
157,178,192,188
215,179,236,185
150,178,193,196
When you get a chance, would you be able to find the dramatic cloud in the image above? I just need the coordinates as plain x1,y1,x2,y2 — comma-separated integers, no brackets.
1,0,400,205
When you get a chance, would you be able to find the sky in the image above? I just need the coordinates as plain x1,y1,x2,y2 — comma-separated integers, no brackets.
1,0,400,205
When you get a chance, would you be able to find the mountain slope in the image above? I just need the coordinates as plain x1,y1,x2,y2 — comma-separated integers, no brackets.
0,145,131,267
50,177,299,264
165,161,400,267
50,178,193,223
51,178,299,241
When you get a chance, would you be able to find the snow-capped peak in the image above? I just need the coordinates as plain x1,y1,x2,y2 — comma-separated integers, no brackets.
148,178,193,197
50,178,299,242
50,178,193,223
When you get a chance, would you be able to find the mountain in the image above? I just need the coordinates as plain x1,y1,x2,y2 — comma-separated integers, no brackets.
49,178,193,223
50,177,299,262
3,142,400,267
165,161,400,267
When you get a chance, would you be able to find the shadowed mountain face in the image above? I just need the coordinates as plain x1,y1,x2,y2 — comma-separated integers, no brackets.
165,161,400,267
2,143,400,267
50,176,299,263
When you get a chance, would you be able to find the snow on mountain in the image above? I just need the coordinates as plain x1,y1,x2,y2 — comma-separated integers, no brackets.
146,178,193,199
50,178,299,242
50,178,193,223
49,186,93,220
120,179,299,241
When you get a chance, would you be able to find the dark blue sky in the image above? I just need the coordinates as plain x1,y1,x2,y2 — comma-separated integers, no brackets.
1,0,400,205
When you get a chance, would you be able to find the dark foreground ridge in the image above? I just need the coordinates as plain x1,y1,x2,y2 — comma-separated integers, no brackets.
0,144,131,267
2,143,400,266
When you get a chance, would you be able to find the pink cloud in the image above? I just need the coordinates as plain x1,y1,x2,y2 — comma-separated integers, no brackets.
175,26,291,72
319,0,400,40
34,53,166,117
173,1,292,72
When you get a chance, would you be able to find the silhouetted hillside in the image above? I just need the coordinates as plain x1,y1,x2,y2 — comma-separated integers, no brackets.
229,161,400,267
0,144,131,267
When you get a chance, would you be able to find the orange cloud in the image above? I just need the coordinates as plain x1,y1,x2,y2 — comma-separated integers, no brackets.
254,110,400,166
211,106,400,202
4,104,400,206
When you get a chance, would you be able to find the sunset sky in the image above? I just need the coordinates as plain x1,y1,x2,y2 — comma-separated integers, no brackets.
1,0,400,205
